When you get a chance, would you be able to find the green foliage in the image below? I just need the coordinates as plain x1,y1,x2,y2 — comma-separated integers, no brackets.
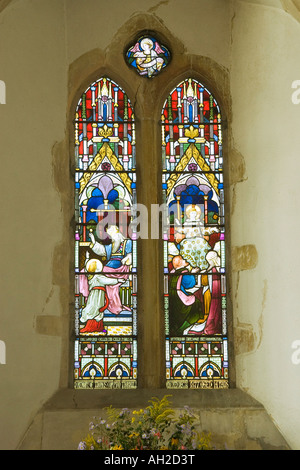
78,395,214,451
145,395,174,427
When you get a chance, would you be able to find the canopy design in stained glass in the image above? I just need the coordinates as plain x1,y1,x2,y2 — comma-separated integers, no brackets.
74,77,137,389
126,35,170,78
161,78,229,389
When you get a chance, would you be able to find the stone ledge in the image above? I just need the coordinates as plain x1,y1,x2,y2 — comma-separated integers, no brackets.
17,387,290,450
43,387,264,411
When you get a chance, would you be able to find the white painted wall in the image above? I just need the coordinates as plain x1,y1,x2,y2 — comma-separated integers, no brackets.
0,0,67,449
0,0,300,450
0,0,232,450
231,0,300,450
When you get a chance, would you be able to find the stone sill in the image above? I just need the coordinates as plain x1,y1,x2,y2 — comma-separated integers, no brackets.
43,387,264,411
19,387,290,450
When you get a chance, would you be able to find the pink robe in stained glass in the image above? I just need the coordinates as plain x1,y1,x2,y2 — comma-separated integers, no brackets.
204,267,222,335
103,264,131,314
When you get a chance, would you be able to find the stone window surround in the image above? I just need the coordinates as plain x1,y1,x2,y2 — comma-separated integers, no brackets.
38,22,259,395
24,21,291,451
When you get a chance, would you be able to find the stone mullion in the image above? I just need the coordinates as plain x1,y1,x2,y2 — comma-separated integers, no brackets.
136,111,164,388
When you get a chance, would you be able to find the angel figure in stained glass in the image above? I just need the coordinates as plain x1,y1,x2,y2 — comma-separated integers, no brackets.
80,255,126,334
128,37,167,78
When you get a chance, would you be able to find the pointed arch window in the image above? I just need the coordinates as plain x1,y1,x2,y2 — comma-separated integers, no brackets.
74,77,138,389
161,78,229,389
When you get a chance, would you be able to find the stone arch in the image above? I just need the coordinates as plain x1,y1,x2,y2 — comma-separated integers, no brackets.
62,18,234,389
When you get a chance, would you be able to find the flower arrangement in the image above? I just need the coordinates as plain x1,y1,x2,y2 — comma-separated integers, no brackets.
78,395,213,451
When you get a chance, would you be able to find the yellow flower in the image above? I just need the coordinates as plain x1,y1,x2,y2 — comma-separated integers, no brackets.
171,438,178,446
110,444,123,450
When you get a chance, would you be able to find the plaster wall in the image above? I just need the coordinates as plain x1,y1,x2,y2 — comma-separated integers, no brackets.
0,0,232,451
64,0,231,69
0,0,299,451
230,0,300,450
0,0,67,450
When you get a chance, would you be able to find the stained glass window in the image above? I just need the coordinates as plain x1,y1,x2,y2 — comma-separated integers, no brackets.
126,35,170,78
74,78,137,389
161,78,229,389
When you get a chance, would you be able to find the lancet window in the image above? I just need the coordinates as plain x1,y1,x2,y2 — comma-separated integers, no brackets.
74,77,138,389
161,78,229,389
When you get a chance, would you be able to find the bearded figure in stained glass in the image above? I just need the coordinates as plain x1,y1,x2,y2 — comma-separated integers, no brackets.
89,225,132,315
175,204,208,269
174,204,219,270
